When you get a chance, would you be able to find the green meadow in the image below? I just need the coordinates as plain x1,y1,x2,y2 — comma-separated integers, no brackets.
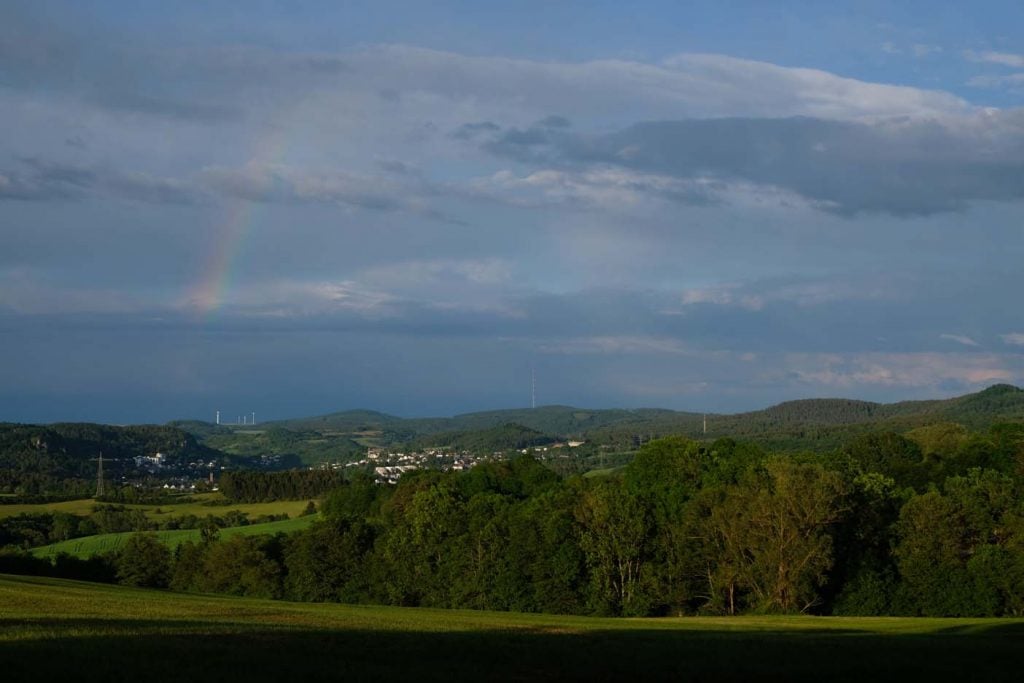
30,515,319,559
0,493,314,522
1,574,1021,682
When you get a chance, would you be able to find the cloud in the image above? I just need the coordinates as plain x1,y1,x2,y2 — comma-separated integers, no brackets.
450,121,502,140
679,284,763,310
198,163,461,222
536,335,693,356
0,158,201,204
470,167,721,210
0,157,460,222
464,114,1024,215
967,73,1024,91
939,333,980,347
1001,333,1024,346
965,50,1024,68
781,352,1019,390
912,44,942,58
2,9,975,128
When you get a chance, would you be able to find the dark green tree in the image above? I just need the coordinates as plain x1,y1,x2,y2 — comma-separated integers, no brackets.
116,533,171,588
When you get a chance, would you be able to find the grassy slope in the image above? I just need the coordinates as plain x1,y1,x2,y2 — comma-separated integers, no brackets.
0,493,313,521
31,515,319,558
1,575,1022,683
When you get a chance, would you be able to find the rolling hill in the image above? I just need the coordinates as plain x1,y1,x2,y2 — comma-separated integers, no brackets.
253,384,1024,452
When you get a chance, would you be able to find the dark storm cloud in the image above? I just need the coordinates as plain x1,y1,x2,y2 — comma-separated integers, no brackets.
450,121,502,140
0,157,459,218
0,158,202,204
89,91,242,124
468,115,1024,215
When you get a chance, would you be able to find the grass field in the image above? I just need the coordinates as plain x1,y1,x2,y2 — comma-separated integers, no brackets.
0,493,314,522
582,466,625,478
1,575,1021,682
30,514,320,558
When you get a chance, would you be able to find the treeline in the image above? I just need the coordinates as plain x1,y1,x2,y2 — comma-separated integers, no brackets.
219,470,348,503
0,504,295,549
5,424,1024,617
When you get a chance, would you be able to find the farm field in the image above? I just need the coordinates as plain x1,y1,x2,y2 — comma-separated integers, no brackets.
0,493,314,522
1,575,1021,682
31,515,320,559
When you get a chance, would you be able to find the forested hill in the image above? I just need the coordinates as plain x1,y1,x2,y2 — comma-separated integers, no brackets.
267,406,692,439
266,385,1024,438
5,386,1023,478
261,384,1024,451
0,423,223,494
710,384,1024,433
407,423,558,453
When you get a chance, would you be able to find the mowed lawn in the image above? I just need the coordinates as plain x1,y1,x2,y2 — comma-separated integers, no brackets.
31,515,320,558
0,493,315,522
0,575,1021,682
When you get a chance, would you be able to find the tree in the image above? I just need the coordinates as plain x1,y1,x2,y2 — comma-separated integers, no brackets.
842,433,928,490
576,478,652,615
285,519,374,602
116,533,171,588
170,540,207,591
624,437,704,614
703,459,847,613
196,536,282,598
895,491,973,616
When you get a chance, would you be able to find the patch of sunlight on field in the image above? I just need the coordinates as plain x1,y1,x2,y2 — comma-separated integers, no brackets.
0,494,314,522
31,515,319,559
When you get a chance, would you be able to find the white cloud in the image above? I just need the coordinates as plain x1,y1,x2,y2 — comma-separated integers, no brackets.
537,335,694,356
358,258,514,289
179,279,399,317
965,50,1024,68
679,284,763,310
1001,332,1024,346
967,73,1024,90
939,333,980,347
912,44,942,58
678,276,901,310
782,352,1018,389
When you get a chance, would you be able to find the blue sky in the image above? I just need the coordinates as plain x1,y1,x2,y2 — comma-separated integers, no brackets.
2,1,1024,423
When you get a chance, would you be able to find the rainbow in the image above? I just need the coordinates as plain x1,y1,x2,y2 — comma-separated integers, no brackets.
186,125,292,318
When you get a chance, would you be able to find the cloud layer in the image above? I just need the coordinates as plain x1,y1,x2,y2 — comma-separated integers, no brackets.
2,4,1023,421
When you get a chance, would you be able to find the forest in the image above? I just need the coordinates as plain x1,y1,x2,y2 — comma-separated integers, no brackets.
4,423,1023,618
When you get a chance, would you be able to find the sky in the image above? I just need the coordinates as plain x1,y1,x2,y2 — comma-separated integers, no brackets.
2,0,1024,424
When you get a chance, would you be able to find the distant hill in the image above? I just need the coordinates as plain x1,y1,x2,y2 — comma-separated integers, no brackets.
270,409,406,434
409,423,558,453
267,405,691,439
8,386,1023,484
256,384,1024,453
0,423,225,494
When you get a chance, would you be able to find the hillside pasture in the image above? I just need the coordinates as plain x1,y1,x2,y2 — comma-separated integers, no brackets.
0,575,1021,682
31,515,319,559
0,493,314,522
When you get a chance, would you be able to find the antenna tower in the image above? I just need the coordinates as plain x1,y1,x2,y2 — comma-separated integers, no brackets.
531,365,536,409
94,452,105,498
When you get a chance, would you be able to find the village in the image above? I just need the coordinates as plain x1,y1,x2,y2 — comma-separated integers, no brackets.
314,442,586,484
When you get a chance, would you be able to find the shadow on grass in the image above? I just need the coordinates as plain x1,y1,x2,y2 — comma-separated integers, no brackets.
1,621,1022,683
